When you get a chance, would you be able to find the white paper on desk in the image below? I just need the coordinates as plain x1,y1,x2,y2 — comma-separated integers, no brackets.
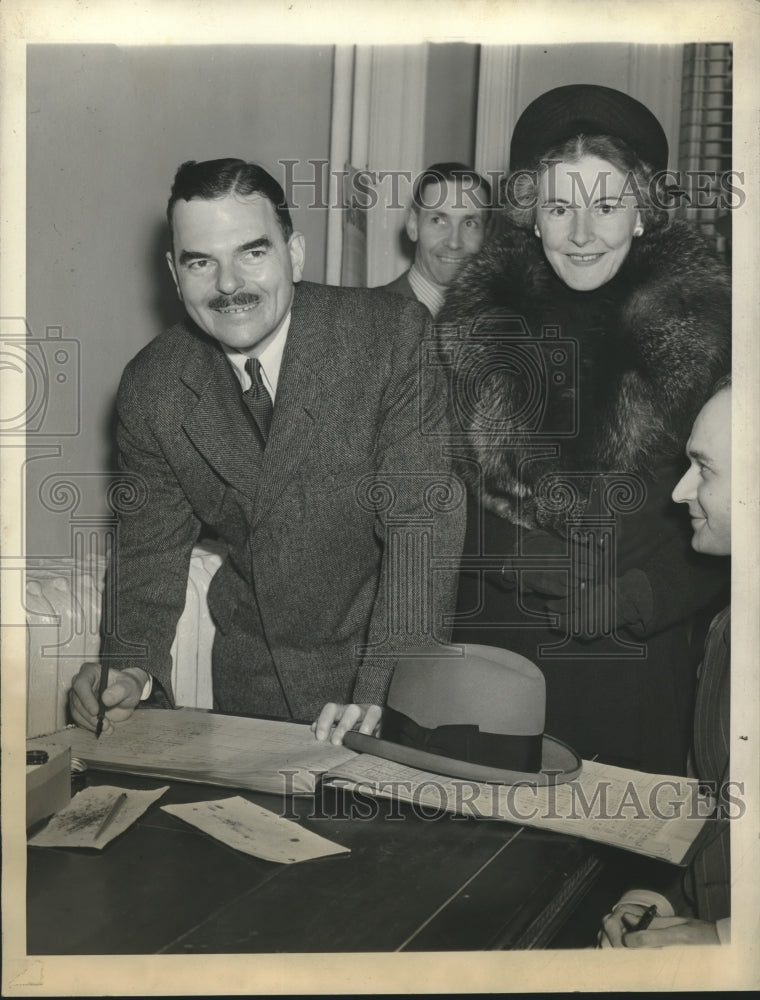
27,711,357,794
326,755,708,865
27,785,168,850
162,796,350,864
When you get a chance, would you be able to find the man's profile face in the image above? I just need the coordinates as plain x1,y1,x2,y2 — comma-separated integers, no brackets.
167,193,305,355
672,388,732,556
405,178,488,287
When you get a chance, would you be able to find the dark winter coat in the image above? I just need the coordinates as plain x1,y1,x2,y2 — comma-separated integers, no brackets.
441,222,730,529
439,222,731,774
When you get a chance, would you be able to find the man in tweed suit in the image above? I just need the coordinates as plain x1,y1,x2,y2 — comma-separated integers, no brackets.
600,377,732,947
69,158,464,743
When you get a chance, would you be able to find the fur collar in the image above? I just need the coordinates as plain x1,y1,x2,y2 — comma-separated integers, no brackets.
439,221,730,527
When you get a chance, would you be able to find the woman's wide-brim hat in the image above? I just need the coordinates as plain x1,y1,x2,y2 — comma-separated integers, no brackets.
344,644,582,785
509,84,668,173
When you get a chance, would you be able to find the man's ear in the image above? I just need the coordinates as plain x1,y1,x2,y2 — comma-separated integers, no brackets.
288,231,306,283
166,251,182,300
405,208,419,244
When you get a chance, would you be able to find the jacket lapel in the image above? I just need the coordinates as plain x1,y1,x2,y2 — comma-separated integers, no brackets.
180,335,265,505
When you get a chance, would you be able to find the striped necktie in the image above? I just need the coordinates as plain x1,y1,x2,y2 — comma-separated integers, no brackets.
243,357,273,444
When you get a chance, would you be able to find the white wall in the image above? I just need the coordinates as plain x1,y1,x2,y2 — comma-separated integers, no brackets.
476,44,683,177
25,43,684,558
423,44,479,168
26,44,333,557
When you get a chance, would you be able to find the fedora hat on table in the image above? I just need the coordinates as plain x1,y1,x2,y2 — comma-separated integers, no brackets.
344,644,581,785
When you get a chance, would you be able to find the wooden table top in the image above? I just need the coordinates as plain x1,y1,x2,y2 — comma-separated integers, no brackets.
27,771,615,954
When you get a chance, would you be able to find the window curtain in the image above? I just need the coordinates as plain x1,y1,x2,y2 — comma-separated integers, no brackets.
325,45,428,288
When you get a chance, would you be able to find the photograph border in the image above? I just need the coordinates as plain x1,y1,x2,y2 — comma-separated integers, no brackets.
2,0,758,994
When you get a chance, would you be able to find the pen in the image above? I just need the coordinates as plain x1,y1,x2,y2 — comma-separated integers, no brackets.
95,661,110,738
625,903,658,934
94,791,128,840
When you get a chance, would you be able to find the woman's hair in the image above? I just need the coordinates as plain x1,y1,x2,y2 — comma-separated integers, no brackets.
504,132,669,232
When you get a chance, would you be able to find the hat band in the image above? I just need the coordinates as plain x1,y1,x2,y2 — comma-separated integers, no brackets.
382,707,543,773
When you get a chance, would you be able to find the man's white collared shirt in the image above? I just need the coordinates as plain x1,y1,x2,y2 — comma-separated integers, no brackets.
223,310,291,399
407,265,447,318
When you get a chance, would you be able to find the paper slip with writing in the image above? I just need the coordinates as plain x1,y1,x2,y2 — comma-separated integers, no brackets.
326,756,709,865
162,796,350,863
28,785,168,850
27,710,357,795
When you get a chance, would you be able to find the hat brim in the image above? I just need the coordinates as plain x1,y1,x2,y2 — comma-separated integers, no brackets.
343,731,582,785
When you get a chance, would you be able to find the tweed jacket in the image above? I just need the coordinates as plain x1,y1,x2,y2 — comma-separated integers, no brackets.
101,281,464,719
377,269,417,303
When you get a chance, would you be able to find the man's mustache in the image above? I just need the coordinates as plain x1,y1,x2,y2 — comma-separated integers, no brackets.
209,293,261,310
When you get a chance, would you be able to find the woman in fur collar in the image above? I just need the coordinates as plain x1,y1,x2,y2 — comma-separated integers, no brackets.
441,85,730,775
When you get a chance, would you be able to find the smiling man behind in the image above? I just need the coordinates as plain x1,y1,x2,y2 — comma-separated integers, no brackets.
378,162,492,318
68,158,463,743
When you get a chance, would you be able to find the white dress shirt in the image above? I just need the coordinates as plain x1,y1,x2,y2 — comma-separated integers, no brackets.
223,310,291,400
408,264,447,318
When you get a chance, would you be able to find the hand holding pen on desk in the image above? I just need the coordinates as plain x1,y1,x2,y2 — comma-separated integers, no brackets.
621,910,722,948
599,901,722,948
95,659,110,737
599,902,659,948
622,903,658,935
68,661,149,735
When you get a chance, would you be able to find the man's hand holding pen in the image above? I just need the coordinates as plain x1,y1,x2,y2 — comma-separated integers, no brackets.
599,903,721,948
68,662,149,735
620,910,721,947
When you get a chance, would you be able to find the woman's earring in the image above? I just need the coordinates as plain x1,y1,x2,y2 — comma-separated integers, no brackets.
534,225,541,238
633,225,644,237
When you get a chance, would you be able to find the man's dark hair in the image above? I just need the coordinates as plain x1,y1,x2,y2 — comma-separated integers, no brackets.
411,162,492,213
167,158,293,242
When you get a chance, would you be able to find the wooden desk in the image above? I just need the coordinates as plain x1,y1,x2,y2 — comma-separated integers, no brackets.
28,772,609,954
